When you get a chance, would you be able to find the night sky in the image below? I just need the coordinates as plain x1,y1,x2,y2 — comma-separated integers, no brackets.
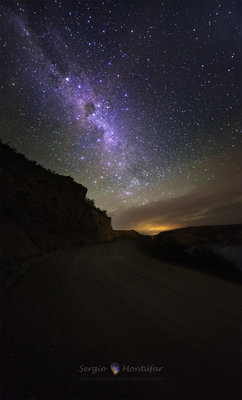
1,0,241,234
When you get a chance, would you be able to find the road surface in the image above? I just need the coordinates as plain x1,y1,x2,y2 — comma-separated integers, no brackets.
1,239,242,399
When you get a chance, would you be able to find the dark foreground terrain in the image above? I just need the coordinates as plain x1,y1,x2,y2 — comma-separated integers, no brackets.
1,239,241,399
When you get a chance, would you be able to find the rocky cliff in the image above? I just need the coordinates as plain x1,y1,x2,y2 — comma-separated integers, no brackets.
1,142,115,267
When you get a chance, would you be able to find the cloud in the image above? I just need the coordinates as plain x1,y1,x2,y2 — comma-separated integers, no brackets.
112,164,242,234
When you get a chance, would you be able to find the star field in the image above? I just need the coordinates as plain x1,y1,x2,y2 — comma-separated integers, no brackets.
1,0,241,232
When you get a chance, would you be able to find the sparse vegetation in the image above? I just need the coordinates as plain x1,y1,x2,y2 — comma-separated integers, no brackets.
85,198,95,207
85,198,110,218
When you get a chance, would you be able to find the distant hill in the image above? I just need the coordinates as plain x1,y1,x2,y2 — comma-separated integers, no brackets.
155,224,242,247
143,225,242,282
0,141,115,268
114,230,142,240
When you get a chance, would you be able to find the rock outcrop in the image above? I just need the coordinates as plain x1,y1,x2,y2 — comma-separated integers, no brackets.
1,142,115,267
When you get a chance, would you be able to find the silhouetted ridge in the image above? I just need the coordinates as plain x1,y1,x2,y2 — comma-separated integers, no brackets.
141,224,242,282
155,225,242,246
0,141,115,268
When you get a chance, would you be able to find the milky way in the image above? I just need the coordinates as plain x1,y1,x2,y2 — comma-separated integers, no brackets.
1,0,241,231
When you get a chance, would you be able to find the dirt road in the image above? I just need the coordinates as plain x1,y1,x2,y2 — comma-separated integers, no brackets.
1,239,241,399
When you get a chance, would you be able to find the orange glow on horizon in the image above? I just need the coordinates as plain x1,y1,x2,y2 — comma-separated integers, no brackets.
136,224,179,236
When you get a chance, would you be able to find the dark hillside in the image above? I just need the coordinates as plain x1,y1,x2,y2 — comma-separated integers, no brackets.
141,225,242,282
0,142,115,268
155,224,242,247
